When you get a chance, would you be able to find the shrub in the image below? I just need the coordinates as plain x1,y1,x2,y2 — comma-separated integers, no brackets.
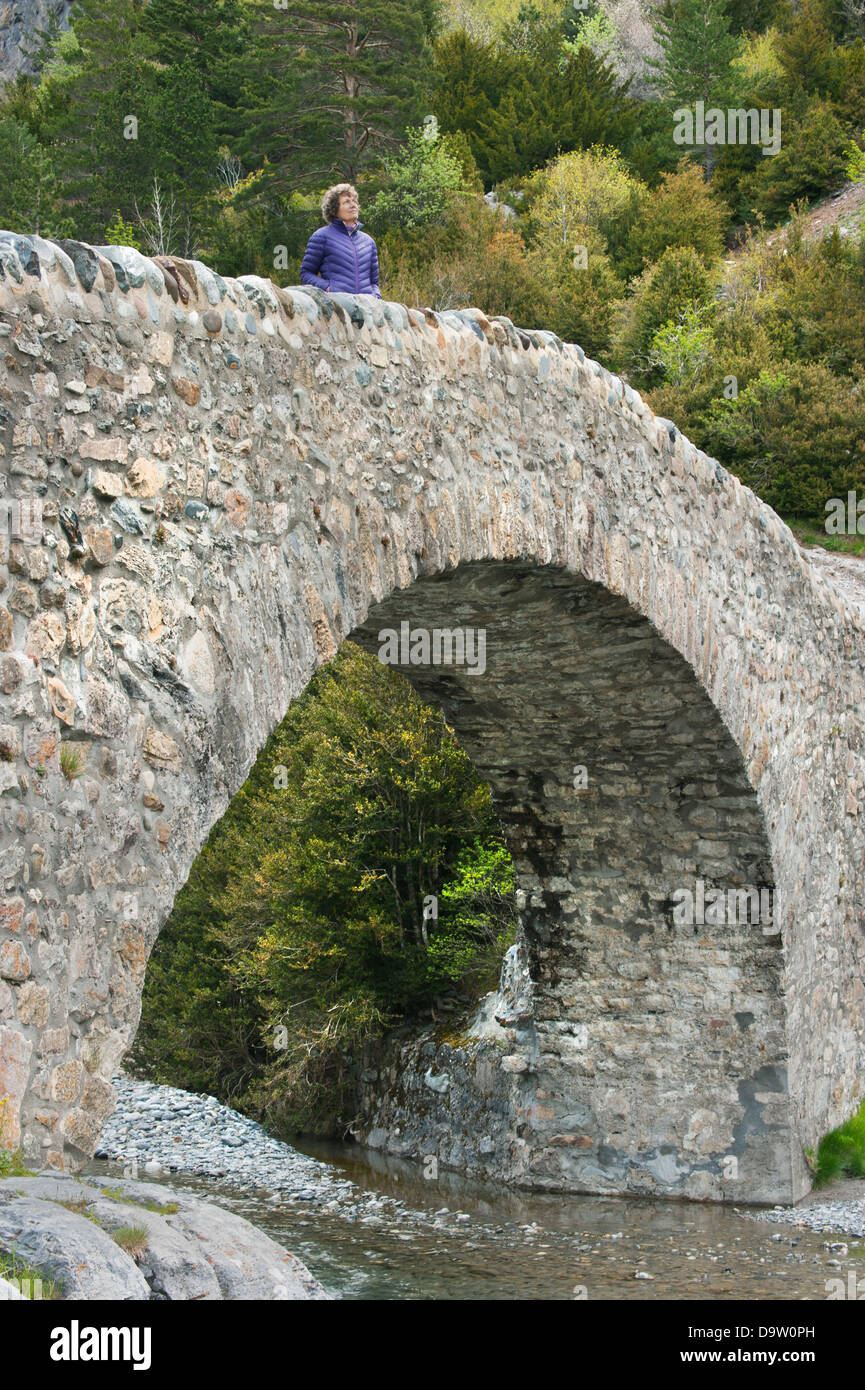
814,1096,865,1184
368,126,467,233
527,230,626,359
613,244,717,380
701,361,865,519
623,160,728,278
753,99,849,221
522,145,645,259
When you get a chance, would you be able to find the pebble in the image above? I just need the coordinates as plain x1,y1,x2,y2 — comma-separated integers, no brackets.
749,1197,865,1238
95,1073,380,1215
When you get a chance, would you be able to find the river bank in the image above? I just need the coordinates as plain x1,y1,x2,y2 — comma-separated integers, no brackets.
85,1074,865,1300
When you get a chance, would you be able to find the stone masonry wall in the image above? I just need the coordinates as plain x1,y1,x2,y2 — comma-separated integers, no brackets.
0,230,862,1201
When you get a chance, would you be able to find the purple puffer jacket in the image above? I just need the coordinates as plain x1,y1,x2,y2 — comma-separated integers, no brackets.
300,219,382,297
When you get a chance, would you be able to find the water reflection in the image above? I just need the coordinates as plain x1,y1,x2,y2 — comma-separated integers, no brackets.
84,1144,861,1301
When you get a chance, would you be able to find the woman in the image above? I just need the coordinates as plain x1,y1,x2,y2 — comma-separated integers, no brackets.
300,184,382,298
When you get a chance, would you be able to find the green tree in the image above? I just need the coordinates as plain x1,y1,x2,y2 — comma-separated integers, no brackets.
648,303,717,386
623,160,727,277
237,0,441,194
649,0,743,177
523,145,645,255
702,362,865,518
131,643,516,1135
753,99,849,219
368,125,466,232
473,41,634,184
140,0,252,115
79,55,218,251
434,23,634,185
775,0,838,95
0,114,70,237
614,244,716,379
528,230,626,359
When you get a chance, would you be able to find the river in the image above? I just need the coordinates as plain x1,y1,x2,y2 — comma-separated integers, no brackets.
84,1137,862,1301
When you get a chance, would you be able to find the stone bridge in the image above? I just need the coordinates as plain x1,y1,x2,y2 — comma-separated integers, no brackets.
0,231,862,1205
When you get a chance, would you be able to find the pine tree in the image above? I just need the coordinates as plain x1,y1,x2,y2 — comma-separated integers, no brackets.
237,0,441,193
775,0,839,96
49,0,223,245
49,0,151,238
648,0,743,178
140,0,252,117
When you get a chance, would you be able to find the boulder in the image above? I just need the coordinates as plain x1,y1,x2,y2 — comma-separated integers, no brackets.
0,1175,330,1300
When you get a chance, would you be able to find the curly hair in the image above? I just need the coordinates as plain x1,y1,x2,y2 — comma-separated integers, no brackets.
321,184,359,224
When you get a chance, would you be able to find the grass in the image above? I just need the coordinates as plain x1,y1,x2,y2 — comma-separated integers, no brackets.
59,744,86,781
52,1198,102,1226
0,1248,61,1300
100,1187,178,1214
112,1225,149,1258
0,1144,34,1179
790,520,865,556
814,1096,865,1185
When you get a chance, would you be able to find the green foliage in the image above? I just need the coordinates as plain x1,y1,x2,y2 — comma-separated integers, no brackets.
0,114,71,237
614,245,716,380
648,304,717,386
849,133,865,184
88,56,218,248
380,193,535,314
130,643,515,1136
434,24,635,185
775,0,838,96
814,1095,865,1184
236,0,438,193
523,145,644,254
368,126,466,232
701,361,865,517
139,0,252,114
104,211,143,249
429,840,516,992
623,160,727,277
835,41,865,134
753,99,849,219
527,232,625,358
648,0,744,176
645,215,865,515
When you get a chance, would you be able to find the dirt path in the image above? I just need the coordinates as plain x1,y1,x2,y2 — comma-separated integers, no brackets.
802,547,865,616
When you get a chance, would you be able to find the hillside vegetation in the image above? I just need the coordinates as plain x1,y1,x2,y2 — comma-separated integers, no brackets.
1,0,864,525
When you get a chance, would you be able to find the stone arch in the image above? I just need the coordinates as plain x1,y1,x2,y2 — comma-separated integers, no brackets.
349,561,784,1201
0,232,862,1202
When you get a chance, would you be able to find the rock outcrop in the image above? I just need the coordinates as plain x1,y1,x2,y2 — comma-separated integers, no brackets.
0,1,72,82
0,1173,329,1298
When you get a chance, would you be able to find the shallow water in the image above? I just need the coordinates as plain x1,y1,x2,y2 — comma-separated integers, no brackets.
85,1140,862,1301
